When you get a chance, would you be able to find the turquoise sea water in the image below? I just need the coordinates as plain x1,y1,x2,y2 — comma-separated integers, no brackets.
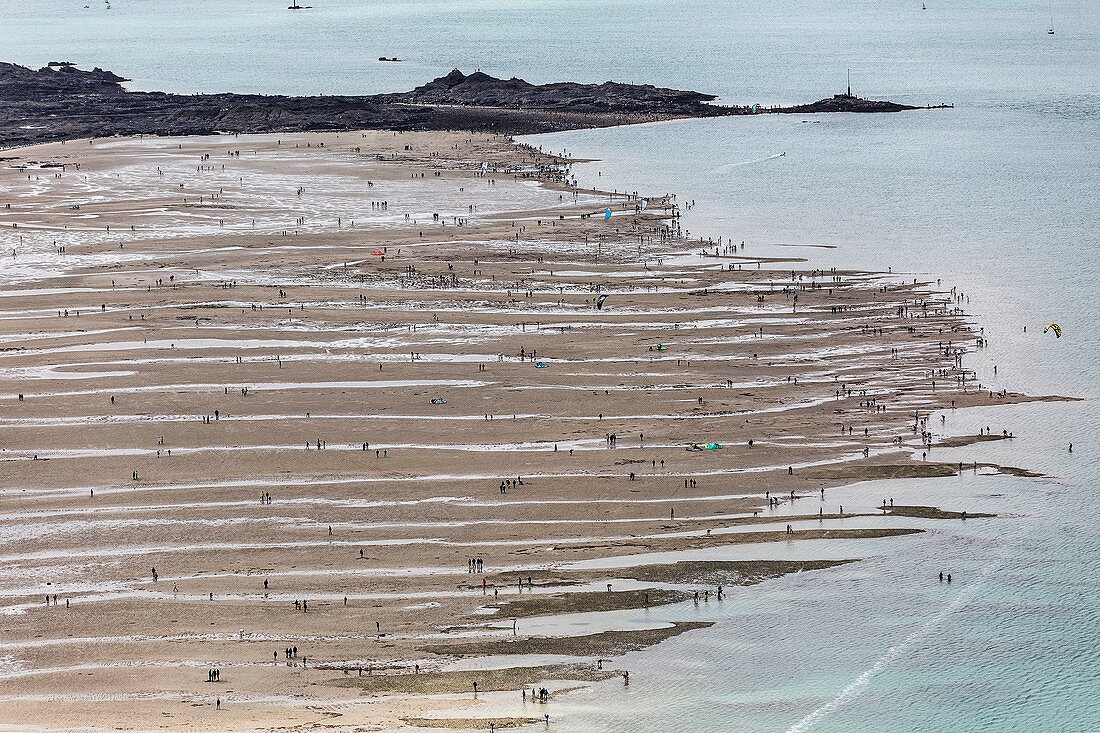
3,1,1099,730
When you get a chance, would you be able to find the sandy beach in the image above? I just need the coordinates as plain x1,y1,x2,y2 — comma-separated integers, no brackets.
0,130,1037,731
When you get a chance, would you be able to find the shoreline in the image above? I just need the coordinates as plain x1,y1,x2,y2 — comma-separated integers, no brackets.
0,129,1047,731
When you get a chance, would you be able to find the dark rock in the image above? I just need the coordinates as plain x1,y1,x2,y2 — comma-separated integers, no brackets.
0,62,947,148
775,93,920,114
397,69,719,115
770,91,950,112
0,62,128,102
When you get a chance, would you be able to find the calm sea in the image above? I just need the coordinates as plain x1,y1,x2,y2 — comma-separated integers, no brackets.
3,0,1098,730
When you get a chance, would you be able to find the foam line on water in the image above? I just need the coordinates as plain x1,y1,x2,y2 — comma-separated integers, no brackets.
711,152,787,174
783,556,1000,733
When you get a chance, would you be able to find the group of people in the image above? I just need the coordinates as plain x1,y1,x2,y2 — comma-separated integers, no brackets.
523,687,551,702
692,587,723,602
498,477,523,493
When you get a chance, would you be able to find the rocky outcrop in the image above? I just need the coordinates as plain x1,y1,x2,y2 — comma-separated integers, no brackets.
396,69,721,114
774,93,950,114
0,63,743,148
0,62,127,100
0,62,946,148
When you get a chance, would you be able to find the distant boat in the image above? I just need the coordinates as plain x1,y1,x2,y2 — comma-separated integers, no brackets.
921,3,926,9
1047,0,1056,33
288,0,311,8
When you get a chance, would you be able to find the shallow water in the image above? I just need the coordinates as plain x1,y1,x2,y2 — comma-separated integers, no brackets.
433,404,1093,732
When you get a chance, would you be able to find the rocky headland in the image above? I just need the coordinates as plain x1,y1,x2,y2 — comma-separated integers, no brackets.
0,62,949,148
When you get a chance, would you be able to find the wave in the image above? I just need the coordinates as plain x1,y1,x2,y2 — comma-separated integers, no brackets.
784,557,1000,733
711,152,787,174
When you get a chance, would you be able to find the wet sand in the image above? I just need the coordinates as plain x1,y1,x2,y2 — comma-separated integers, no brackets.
884,505,995,520
416,622,714,659
0,130,1028,731
403,717,543,730
333,661,620,695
